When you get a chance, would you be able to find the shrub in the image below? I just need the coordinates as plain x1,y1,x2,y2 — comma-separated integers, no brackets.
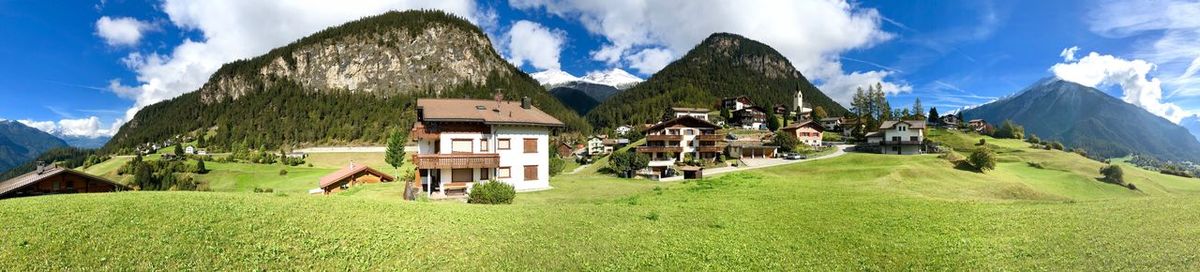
1072,148,1088,157
969,147,997,172
548,153,565,177
1050,141,1065,150
1027,161,1045,169
977,138,986,146
279,169,288,176
1027,134,1041,144
774,131,801,152
468,180,515,204
1100,165,1125,185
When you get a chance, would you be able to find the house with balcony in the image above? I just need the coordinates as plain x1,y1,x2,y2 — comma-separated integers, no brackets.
730,106,768,130
866,120,926,155
411,97,564,197
781,120,824,147
664,107,710,122
636,115,725,172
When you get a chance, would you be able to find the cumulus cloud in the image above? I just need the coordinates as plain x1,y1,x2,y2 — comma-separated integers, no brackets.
508,0,904,104
106,0,481,123
1060,46,1079,62
95,16,154,47
1087,0,1200,99
1052,49,1193,123
17,116,121,138
503,20,566,70
815,70,912,104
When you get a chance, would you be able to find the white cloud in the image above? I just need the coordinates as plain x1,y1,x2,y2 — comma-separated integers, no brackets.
508,0,904,103
1060,46,1079,62
1052,49,1193,123
815,70,912,105
96,16,154,47
626,48,673,75
503,20,566,70
1087,0,1200,100
17,117,120,138
107,0,481,123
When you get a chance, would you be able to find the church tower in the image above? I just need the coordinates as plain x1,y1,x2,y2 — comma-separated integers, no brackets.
794,87,804,111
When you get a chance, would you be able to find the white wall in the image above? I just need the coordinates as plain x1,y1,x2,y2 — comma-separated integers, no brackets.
882,124,923,142
493,125,551,191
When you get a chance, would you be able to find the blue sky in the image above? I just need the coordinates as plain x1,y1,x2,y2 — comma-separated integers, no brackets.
2,0,1198,138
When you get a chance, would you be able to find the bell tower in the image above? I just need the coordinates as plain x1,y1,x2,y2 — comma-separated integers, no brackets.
794,88,804,111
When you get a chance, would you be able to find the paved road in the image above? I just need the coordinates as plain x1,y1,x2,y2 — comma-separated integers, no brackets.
660,144,852,182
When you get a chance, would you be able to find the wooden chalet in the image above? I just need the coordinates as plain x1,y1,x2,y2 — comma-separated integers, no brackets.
0,163,130,199
318,163,396,194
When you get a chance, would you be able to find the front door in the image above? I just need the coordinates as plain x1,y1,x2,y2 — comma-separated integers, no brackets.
429,169,442,191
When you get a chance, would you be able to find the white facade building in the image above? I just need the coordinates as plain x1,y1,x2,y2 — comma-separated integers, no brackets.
867,120,926,155
412,98,563,196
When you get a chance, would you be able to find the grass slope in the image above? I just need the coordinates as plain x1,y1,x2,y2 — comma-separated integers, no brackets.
4,131,1200,269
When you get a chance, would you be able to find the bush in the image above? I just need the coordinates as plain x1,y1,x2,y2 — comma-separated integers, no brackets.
774,131,801,152
468,180,516,204
1100,165,1125,184
1027,161,1045,169
977,138,986,146
608,150,649,178
1050,141,1065,150
1027,134,1041,144
548,153,565,177
279,169,288,176
969,147,997,172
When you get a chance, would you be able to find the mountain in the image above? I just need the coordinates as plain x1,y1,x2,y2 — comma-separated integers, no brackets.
585,33,848,129
0,120,69,174
961,78,1200,162
104,10,589,153
1182,115,1200,142
529,69,580,87
56,135,111,149
580,68,643,89
549,87,600,115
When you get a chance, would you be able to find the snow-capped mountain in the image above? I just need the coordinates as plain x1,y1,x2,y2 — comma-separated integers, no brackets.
529,69,580,87
581,68,643,89
529,68,644,89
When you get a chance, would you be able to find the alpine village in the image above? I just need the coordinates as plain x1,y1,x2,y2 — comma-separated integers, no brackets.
6,8,1200,271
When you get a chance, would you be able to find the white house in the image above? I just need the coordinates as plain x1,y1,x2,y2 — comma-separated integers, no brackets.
867,120,926,155
586,135,608,155
614,125,633,136
721,96,753,111
184,146,196,155
665,107,710,121
818,117,842,131
411,97,564,197
637,115,725,172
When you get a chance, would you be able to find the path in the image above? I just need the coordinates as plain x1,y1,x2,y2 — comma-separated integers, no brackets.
659,144,852,182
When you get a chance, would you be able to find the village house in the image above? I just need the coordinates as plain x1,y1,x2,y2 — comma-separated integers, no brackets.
840,118,860,138
586,135,608,155
317,163,395,194
664,107,710,121
185,146,196,155
411,96,564,197
818,117,842,131
555,141,576,158
730,106,768,130
637,115,725,173
781,120,825,147
968,119,988,131
0,162,130,199
721,96,754,111
614,125,634,136
866,120,927,155
726,139,778,159
939,114,961,128
603,138,629,152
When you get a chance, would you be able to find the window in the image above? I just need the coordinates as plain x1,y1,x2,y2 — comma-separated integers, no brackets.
497,138,511,150
524,165,538,181
480,168,490,180
892,136,901,142
524,138,538,153
497,167,511,178
451,169,473,182
451,139,473,153
910,136,919,142
480,139,490,152
684,129,694,135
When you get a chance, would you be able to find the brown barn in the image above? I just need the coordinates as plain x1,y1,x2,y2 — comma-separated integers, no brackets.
0,163,131,199
318,163,395,194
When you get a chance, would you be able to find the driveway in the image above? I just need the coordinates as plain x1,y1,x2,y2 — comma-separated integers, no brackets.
660,144,852,181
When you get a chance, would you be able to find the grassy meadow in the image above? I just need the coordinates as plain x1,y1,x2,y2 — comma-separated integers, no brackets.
3,130,1200,269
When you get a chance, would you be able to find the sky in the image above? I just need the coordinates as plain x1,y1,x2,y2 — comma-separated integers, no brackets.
2,0,1199,139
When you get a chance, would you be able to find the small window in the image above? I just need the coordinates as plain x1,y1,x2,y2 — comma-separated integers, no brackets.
524,138,537,153
451,169,472,182
480,139,490,152
497,139,511,150
480,168,491,180
497,167,511,178
524,165,538,181
451,139,473,153
910,136,919,142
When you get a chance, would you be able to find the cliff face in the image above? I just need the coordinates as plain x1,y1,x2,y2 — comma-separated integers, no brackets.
199,22,511,103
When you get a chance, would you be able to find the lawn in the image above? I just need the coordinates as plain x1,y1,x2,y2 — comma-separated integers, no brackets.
5,132,1200,269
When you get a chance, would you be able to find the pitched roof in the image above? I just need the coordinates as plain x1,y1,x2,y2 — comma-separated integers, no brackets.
819,117,842,122
0,166,130,197
417,99,564,127
781,121,825,132
879,120,927,130
318,164,396,188
644,115,721,132
670,107,710,113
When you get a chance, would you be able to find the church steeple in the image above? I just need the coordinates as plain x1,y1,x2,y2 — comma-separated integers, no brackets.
794,86,804,111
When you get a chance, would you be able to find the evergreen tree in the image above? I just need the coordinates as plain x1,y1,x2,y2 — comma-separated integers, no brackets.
766,110,782,131
812,106,828,120
928,107,940,125
173,143,184,157
385,128,407,174
911,98,923,120
196,159,208,174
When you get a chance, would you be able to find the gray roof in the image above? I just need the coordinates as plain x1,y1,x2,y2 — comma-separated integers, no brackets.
879,120,927,130
0,166,130,197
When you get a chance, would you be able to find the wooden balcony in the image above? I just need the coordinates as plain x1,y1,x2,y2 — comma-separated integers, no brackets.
636,146,683,153
412,153,500,169
696,134,726,141
879,140,923,145
696,146,725,153
646,134,683,141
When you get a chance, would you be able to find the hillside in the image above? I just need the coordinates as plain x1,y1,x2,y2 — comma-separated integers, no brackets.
586,33,847,129
1182,115,1200,142
104,10,589,153
548,86,601,115
0,120,68,173
961,78,1200,162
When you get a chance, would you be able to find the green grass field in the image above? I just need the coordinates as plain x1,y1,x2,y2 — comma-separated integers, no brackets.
5,131,1200,270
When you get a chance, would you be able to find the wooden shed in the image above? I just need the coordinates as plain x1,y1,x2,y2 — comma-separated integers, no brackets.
0,163,130,199
318,163,396,194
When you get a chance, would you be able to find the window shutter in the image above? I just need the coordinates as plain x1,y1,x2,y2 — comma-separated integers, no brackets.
524,165,538,181
524,139,537,153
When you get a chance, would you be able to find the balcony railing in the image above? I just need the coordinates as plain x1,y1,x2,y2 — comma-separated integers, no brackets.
646,134,684,141
412,153,500,169
696,146,725,153
636,146,683,153
696,134,726,141
879,140,923,145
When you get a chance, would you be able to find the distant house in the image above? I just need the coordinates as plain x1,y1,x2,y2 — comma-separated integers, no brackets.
721,96,754,111
968,119,988,131
587,135,607,155
286,152,306,159
867,120,927,155
818,117,842,131
0,162,130,199
555,141,575,158
665,107,710,121
637,115,725,172
726,139,778,159
940,114,962,128
840,118,860,138
318,163,396,194
614,125,634,136
781,121,825,147
602,138,629,153
730,106,768,130
185,146,196,155
196,149,209,156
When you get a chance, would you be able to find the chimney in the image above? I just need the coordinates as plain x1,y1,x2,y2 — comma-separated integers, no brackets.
521,96,531,109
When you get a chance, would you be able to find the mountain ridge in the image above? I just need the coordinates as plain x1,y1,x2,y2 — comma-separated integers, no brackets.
0,120,69,174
